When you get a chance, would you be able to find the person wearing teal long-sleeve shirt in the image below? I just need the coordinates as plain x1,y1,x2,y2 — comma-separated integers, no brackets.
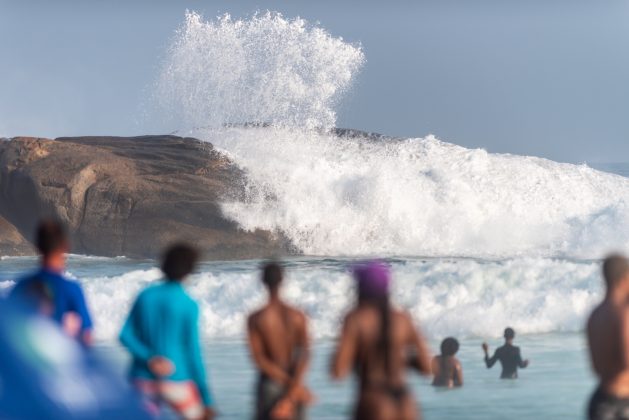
120,244,215,420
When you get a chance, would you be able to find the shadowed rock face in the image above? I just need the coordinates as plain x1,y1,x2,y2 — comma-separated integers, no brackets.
0,135,293,259
0,214,32,256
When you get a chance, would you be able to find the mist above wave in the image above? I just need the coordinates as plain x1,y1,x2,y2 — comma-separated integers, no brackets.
154,11,364,131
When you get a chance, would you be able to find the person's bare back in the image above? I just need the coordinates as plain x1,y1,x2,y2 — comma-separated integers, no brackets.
248,303,308,378
431,356,462,388
586,254,629,420
247,263,312,420
331,262,431,420
431,337,463,388
587,302,629,396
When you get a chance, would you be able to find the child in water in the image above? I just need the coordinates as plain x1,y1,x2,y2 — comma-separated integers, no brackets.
431,337,463,388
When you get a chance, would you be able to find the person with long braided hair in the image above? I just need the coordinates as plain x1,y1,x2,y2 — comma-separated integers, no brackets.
331,261,432,420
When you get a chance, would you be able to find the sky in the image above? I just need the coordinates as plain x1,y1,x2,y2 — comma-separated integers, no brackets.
1,0,628,163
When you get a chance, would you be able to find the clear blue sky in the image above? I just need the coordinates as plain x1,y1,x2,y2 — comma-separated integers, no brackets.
1,0,628,163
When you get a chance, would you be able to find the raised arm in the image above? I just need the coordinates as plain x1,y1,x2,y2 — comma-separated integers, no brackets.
246,315,291,386
483,343,499,368
330,313,358,380
407,313,431,375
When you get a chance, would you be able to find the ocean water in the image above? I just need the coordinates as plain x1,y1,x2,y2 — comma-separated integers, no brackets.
0,255,605,419
95,334,594,420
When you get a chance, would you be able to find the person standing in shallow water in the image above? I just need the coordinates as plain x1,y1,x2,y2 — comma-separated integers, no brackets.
331,261,432,420
8,219,93,345
432,337,463,388
247,262,313,420
119,244,216,420
482,327,529,379
586,254,629,420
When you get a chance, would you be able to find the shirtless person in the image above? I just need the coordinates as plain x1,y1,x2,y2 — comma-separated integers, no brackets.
587,254,629,420
331,262,431,420
432,337,463,388
247,262,312,420
482,327,529,379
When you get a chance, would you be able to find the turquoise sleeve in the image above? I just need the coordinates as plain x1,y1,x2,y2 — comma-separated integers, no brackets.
70,282,93,331
188,303,213,406
119,298,153,363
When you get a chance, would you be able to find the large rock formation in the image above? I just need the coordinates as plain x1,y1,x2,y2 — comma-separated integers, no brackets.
0,136,292,259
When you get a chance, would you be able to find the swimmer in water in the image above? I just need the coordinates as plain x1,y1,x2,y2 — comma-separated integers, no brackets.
432,337,463,388
331,261,432,420
482,327,529,379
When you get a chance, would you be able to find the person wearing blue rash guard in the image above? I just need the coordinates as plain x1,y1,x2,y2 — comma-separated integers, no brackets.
8,219,93,345
120,243,216,420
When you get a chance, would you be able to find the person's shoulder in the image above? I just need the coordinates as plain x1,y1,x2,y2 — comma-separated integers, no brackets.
12,272,38,288
7,272,36,296
15,271,37,283
247,307,265,325
397,308,413,321
339,308,362,330
135,283,164,302
396,309,418,329
286,305,307,324
502,344,520,353
15,269,52,285
343,308,361,323
179,288,199,309
58,275,86,295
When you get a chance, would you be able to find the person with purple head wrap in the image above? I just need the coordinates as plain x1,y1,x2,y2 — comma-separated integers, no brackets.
331,261,432,420
354,261,391,299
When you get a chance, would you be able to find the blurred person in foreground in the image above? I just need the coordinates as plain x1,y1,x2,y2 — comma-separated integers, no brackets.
8,219,92,344
587,254,629,420
482,327,529,379
247,262,313,420
431,337,463,388
0,299,149,419
119,243,216,420
331,261,432,420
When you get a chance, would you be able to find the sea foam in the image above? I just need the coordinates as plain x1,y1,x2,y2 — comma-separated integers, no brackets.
0,257,602,341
